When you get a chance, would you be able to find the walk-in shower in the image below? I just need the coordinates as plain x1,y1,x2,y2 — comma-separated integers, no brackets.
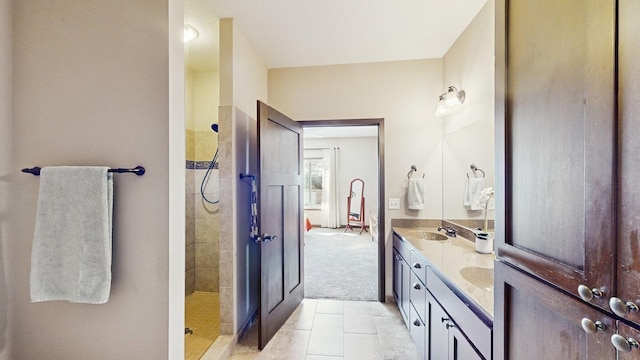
184,122,221,359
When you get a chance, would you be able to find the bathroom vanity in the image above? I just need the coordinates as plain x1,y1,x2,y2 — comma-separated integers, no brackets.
392,224,494,360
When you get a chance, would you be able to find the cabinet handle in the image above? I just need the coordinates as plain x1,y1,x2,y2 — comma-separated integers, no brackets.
580,318,606,334
609,297,639,317
412,262,422,269
446,322,456,329
611,334,640,353
577,285,604,302
413,282,421,290
441,317,450,323
413,319,422,327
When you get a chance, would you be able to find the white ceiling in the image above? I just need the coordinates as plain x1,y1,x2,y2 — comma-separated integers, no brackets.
185,0,489,72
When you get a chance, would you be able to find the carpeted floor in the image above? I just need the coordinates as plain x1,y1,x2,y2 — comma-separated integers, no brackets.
304,227,378,301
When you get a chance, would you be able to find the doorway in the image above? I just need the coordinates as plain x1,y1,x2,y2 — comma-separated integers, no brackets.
300,119,385,302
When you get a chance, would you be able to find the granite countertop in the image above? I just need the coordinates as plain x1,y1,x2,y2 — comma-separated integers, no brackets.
392,226,495,318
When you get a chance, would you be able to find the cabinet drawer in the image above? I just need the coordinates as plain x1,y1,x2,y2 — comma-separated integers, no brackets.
427,267,492,359
393,232,411,260
410,272,426,323
409,303,426,360
410,251,427,284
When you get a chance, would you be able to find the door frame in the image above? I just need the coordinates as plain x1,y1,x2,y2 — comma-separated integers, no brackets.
299,118,386,302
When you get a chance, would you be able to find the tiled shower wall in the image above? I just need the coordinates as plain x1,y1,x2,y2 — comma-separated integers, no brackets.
186,128,220,295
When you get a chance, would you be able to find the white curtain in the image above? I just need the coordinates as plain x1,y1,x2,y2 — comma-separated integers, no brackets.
321,147,341,228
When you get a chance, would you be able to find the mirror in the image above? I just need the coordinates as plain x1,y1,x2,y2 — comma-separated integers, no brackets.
442,118,495,231
345,178,366,233
438,0,495,231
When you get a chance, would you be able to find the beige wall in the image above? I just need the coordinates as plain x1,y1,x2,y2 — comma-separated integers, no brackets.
442,0,495,222
218,18,267,334
0,0,12,358
303,137,379,227
10,1,173,358
268,59,444,297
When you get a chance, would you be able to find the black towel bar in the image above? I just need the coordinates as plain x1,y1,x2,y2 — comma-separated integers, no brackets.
22,166,146,176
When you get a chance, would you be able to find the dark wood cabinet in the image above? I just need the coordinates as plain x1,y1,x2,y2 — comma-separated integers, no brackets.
428,290,483,360
428,291,449,360
496,0,640,357
615,0,640,327
495,0,616,312
393,231,490,360
494,262,616,359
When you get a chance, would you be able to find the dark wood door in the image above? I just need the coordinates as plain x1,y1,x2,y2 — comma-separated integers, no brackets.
494,261,616,359
495,0,617,311
616,0,640,326
257,101,304,349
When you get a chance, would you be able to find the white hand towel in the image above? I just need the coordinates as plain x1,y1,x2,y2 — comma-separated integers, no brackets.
30,166,113,304
465,177,485,210
407,178,426,210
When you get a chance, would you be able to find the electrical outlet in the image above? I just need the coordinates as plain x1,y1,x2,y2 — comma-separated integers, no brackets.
389,198,400,210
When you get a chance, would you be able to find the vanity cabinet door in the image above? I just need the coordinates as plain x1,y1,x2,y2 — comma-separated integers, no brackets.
448,326,483,360
494,262,616,360
496,0,616,313
428,291,450,360
393,248,410,324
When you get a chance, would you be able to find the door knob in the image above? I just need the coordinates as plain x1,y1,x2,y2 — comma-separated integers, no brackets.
581,318,606,334
611,334,640,352
609,297,639,317
578,285,603,302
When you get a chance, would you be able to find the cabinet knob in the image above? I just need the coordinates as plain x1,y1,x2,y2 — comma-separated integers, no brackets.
611,334,640,353
577,285,603,302
441,317,450,323
413,282,421,290
609,297,639,317
412,262,422,269
580,318,606,334
413,319,422,327
446,323,456,329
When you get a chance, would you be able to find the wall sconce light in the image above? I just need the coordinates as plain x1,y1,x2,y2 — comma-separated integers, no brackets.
184,24,199,43
434,86,466,116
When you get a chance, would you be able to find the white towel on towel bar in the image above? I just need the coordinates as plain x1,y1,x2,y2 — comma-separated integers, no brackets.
407,178,426,210
30,166,113,304
464,177,485,210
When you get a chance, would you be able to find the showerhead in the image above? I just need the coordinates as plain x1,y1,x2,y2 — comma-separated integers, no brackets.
211,123,219,133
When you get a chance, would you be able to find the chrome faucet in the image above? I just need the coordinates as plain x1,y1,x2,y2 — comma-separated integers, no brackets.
437,226,457,237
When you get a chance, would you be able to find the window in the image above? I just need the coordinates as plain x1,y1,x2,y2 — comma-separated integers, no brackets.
304,158,323,209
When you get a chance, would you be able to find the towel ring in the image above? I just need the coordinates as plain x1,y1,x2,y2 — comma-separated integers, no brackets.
407,165,417,179
466,164,485,178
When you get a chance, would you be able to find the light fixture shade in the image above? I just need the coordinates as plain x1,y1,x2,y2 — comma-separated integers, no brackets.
184,25,199,43
434,95,451,116
445,86,465,106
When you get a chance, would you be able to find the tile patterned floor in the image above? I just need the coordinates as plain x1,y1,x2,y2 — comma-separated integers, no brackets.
229,299,420,360
185,291,220,360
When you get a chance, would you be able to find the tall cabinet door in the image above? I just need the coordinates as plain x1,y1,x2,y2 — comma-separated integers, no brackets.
616,0,640,326
495,0,617,311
